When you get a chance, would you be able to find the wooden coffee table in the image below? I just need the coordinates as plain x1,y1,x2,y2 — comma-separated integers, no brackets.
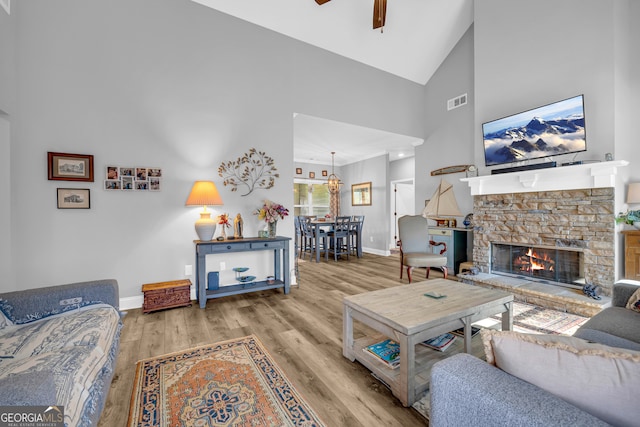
342,279,513,407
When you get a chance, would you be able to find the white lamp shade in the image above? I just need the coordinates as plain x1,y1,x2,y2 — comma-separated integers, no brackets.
627,183,640,205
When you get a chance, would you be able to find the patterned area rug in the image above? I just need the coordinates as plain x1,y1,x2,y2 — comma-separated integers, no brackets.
128,335,325,427
411,302,589,420
488,301,588,335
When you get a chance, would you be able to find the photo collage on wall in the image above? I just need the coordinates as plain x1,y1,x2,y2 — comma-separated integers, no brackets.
105,166,162,191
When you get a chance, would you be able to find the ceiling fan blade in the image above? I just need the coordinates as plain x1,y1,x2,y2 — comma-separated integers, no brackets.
315,0,331,4
373,0,387,30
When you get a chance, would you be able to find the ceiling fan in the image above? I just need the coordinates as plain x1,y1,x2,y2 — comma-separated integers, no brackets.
315,0,387,32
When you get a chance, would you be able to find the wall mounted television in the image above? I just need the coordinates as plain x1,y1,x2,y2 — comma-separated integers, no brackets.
482,95,586,167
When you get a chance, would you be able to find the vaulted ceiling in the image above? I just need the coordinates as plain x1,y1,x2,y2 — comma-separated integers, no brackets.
190,0,473,85
190,0,474,165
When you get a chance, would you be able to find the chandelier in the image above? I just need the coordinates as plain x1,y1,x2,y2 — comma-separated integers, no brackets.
326,151,343,194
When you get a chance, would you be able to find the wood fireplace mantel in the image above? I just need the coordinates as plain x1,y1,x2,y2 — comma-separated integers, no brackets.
461,160,628,196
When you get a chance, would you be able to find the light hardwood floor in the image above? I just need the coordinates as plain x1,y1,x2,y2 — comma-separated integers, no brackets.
99,252,438,426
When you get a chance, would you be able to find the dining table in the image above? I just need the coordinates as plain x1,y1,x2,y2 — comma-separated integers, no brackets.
308,217,363,262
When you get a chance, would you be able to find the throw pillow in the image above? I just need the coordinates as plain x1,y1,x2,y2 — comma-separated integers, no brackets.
625,287,640,313
481,329,640,427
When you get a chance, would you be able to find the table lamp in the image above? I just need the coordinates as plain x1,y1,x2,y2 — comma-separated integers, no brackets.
627,183,640,206
185,181,223,241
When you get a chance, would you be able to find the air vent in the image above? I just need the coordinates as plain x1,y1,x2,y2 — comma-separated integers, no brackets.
447,93,467,111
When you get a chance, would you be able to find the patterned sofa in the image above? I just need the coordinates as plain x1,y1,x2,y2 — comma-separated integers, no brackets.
0,280,122,427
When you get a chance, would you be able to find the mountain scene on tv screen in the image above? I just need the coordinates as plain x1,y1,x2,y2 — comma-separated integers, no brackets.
484,108,585,166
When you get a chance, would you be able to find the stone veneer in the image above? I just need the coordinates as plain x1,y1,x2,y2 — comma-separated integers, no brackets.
472,187,615,296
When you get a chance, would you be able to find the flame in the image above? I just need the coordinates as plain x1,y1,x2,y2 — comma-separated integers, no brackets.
522,248,554,272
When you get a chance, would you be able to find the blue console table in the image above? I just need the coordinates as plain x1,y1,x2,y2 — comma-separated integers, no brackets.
195,236,291,308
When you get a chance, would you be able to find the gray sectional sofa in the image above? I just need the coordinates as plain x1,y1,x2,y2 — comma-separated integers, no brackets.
430,280,640,427
0,280,122,427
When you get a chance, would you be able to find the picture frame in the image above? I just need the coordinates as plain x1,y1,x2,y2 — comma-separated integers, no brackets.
322,170,328,177
352,182,372,206
57,188,90,209
309,172,315,179
295,168,302,175
48,152,94,182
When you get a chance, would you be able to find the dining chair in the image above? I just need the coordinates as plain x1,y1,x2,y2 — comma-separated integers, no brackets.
300,217,327,260
398,215,448,283
350,215,365,257
327,216,351,261
294,216,303,256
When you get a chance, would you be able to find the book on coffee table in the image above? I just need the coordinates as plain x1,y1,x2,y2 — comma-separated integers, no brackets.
364,339,400,369
449,326,481,338
420,333,456,352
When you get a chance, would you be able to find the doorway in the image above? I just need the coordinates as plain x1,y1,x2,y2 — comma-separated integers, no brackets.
390,179,414,250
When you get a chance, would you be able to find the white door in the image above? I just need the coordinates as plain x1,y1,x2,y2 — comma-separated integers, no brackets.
390,180,414,249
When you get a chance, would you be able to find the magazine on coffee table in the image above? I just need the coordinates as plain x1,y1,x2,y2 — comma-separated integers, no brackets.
420,333,456,352
364,339,400,369
449,326,481,338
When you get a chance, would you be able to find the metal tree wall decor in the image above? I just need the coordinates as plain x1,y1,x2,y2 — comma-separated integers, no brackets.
218,148,279,196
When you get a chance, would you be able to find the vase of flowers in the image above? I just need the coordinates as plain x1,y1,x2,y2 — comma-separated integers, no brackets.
218,213,231,239
255,200,289,238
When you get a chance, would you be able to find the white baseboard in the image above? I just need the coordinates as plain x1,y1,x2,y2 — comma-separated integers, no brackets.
119,295,143,311
362,247,390,256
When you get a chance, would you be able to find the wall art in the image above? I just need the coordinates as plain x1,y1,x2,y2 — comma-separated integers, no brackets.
105,166,161,191
57,188,90,209
352,182,372,206
48,152,94,182
218,148,279,196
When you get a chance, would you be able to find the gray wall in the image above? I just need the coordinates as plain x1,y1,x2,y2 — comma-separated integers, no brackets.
417,25,475,219
340,154,389,254
474,0,617,173
389,156,414,182
5,0,424,297
0,3,15,115
0,5,15,287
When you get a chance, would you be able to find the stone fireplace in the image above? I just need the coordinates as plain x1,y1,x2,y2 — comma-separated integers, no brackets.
459,161,627,315
472,186,614,295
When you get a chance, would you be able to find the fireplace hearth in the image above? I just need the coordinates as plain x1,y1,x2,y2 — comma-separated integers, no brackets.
491,243,584,289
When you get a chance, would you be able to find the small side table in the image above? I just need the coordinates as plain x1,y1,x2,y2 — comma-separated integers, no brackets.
142,279,192,313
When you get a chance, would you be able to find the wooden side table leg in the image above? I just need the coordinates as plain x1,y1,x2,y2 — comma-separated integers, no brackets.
502,301,513,331
343,305,355,361
397,333,413,407
463,316,472,353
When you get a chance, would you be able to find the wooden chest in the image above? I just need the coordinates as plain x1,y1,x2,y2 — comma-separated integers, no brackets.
142,279,192,313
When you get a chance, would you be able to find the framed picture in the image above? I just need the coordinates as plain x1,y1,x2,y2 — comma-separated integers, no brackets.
322,170,328,177
309,172,315,179
295,168,302,175
135,168,148,181
352,182,372,206
57,188,90,209
104,180,121,190
149,177,161,191
48,152,94,182
122,176,134,190
106,166,119,180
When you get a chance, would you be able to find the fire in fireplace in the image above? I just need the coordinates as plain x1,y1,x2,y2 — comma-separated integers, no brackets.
491,243,584,289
